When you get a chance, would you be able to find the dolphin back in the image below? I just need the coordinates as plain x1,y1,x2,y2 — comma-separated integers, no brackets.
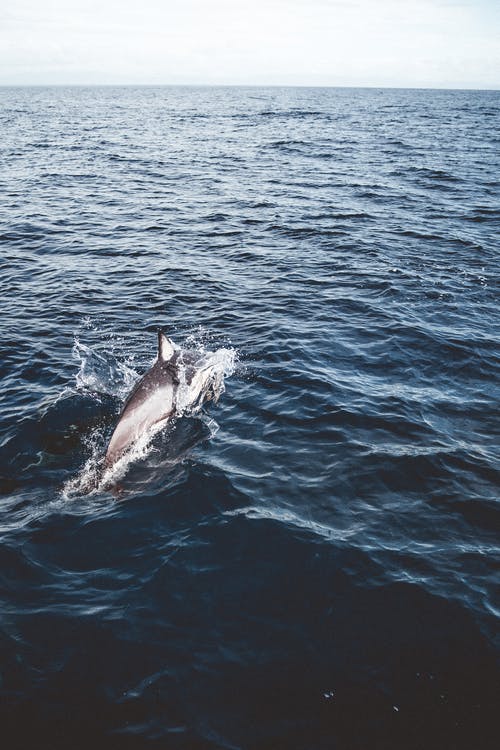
104,332,178,469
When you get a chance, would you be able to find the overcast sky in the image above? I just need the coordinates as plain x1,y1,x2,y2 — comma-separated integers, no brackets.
1,0,499,88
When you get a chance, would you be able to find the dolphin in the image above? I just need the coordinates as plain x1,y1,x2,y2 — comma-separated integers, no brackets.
104,331,222,471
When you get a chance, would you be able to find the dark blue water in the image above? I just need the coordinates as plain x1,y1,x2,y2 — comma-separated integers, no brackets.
1,86,499,749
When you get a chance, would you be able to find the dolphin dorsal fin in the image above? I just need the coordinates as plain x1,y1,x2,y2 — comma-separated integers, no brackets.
158,331,175,362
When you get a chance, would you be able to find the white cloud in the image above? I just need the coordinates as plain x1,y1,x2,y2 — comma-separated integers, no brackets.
0,0,498,87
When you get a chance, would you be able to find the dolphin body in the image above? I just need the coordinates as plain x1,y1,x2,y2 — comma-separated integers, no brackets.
104,331,221,471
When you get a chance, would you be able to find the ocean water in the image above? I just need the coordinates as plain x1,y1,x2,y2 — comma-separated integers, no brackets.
0,86,499,749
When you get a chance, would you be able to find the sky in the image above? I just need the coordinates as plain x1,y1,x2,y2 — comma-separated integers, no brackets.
1,0,499,88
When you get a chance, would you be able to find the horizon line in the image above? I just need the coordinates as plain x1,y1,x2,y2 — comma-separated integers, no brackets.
0,83,499,92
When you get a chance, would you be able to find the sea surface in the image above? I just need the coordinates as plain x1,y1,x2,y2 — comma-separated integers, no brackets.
0,86,499,749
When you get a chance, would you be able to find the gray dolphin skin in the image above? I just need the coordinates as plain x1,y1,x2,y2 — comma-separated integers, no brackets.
104,331,221,471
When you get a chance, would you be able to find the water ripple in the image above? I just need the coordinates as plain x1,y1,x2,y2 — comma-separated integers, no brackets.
0,85,499,750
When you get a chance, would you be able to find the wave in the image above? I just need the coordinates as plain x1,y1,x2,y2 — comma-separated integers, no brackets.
224,505,365,544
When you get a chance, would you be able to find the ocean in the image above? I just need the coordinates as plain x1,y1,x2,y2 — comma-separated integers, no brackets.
0,85,499,749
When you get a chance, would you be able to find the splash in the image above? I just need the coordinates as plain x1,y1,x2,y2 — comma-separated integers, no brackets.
73,339,140,399
175,346,237,416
